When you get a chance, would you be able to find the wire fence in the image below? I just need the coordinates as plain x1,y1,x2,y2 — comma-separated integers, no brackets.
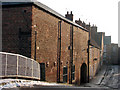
0,52,40,80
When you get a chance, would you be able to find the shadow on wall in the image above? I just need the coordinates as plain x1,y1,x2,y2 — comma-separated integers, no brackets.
2,3,32,58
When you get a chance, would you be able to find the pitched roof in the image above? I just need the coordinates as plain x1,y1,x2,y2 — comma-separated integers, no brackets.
2,1,88,32
90,38,100,49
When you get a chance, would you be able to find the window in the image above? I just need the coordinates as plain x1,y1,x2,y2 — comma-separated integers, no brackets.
23,10,27,13
72,65,75,80
90,48,92,59
40,63,45,81
63,66,67,83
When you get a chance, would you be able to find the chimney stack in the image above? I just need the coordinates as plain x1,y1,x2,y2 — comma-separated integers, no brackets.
65,11,73,21
86,22,91,31
75,18,82,26
82,21,86,28
91,24,97,32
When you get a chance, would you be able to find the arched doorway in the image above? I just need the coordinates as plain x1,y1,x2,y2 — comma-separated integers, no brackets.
80,63,87,84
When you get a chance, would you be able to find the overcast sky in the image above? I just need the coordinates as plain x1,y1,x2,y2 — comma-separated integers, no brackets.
38,0,119,44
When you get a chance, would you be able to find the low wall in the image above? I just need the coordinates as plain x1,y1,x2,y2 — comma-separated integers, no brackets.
0,52,40,80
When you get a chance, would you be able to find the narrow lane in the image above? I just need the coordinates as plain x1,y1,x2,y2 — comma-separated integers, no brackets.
118,66,120,89
100,65,120,89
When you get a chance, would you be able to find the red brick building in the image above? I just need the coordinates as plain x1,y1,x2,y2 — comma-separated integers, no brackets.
75,19,104,80
2,2,89,85
2,1,105,85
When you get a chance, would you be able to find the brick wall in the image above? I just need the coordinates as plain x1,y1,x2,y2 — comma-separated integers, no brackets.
89,45,100,79
31,5,89,84
2,4,32,58
3,3,90,85
73,27,89,84
32,5,59,82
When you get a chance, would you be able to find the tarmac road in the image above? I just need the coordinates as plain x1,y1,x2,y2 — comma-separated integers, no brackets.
118,66,120,89
2,65,120,90
100,65,120,89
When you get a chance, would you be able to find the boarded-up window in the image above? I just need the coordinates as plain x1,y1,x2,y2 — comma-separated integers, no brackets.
40,63,45,81
72,65,75,80
63,66,67,83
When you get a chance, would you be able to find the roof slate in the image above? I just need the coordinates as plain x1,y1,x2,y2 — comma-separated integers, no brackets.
90,38,100,49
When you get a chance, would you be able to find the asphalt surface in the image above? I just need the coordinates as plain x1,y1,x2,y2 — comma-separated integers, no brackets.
2,65,120,90
99,65,120,89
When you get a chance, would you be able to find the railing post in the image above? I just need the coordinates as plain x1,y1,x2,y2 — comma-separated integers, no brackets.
38,62,40,79
17,55,18,76
0,53,2,77
25,57,27,76
32,60,33,77
5,54,7,76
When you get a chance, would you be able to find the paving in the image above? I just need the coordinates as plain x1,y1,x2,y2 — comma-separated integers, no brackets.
89,65,107,85
1,65,120,90
85,65,120,89
78,64,120,90
100,65,119,89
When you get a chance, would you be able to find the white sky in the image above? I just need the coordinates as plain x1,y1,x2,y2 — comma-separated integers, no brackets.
38,0,119,44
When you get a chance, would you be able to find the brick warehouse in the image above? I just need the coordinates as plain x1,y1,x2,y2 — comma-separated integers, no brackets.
1,1,103,85
75,19,103,80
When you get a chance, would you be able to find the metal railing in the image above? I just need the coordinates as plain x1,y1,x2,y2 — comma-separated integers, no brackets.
0,52,40,80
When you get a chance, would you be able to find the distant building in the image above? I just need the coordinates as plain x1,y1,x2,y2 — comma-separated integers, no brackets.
110,43,118,65
103,36,111,64
103,36,119,65
118,47,120,64
90,26,105,66
89,27,105,77
104,36,111,45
